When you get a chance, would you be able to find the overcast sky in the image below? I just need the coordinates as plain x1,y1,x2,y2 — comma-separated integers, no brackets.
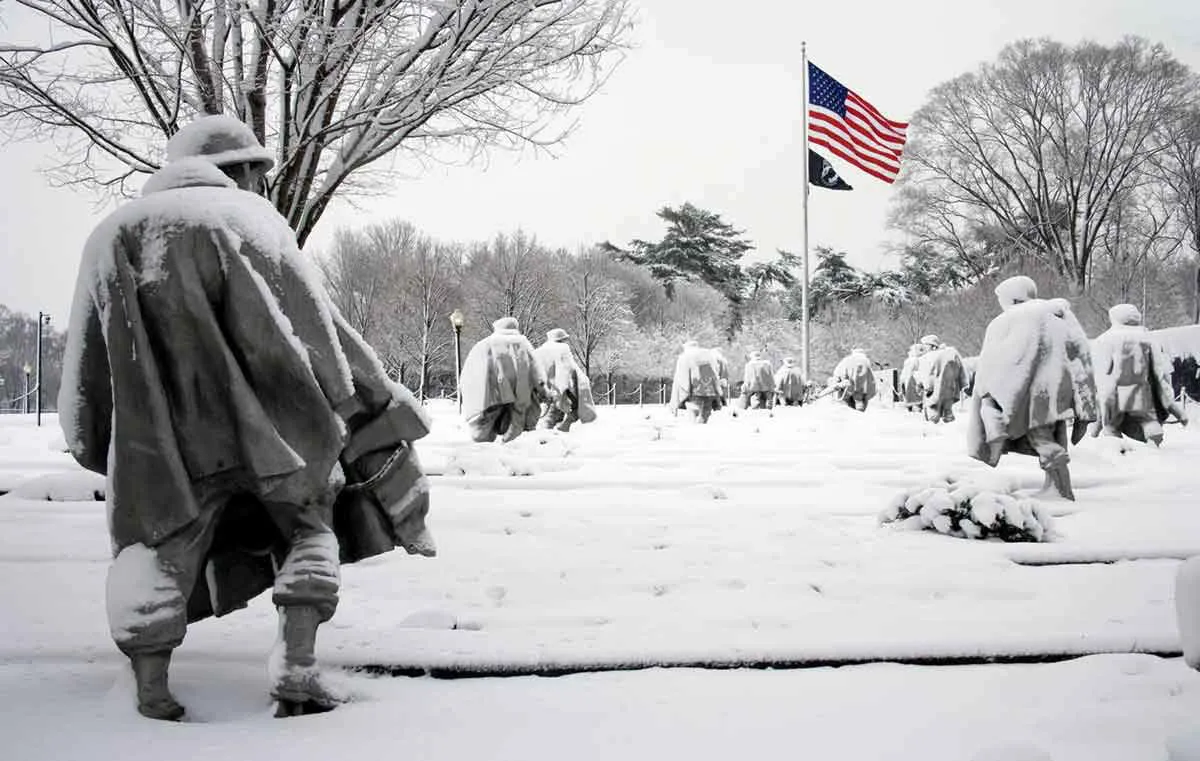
1,0,1199,326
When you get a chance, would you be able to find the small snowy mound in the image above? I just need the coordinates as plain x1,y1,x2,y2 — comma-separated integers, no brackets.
397,609,459,630
971,745,1055,761
507,430,577,459
1168,727,1200,761
683,483,728,500
444,447,536,477
880,475,1055,543
3,471,105,501
1175,556,1200,670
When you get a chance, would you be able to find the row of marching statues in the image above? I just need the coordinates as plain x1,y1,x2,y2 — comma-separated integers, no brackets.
457,276,1190,505
665,275,1190,502
664,345,813,423
665,343,883,421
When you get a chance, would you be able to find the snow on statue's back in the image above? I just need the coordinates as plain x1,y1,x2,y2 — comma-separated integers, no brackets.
966,278,1096,501
57,123,435,722
973,298,1093,434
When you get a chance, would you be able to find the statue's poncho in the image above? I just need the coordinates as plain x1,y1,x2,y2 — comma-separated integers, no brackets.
670,345,724,408
742,358,775,394
1092,323,1183,440
60,159,431,567
460,326,547,421
774,363,807,399
534,340,597,424
832,351,876,397
967,298,1097,466
916,346,968,412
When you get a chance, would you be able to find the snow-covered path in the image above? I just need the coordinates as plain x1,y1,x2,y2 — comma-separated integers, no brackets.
3,399,1200,759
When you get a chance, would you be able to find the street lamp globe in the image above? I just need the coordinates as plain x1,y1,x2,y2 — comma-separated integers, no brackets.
23,364,31,375
448,309,465,329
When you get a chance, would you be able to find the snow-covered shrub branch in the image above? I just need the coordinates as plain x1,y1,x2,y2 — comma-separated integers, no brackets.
880,476,1056,543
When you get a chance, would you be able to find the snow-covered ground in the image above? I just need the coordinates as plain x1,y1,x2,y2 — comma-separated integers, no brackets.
3,397,1200,760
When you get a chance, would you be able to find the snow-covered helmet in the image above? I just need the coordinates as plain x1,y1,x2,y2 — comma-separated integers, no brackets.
994,276,1037,309
1108,303,1142,327
492,316,520,333
167,114,275,170
546,328,569,342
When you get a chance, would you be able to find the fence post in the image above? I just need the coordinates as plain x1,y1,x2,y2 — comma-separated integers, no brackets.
638,383,643,407
660,381,666,405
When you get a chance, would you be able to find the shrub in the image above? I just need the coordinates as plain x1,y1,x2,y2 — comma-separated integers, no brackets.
879,476,1055,542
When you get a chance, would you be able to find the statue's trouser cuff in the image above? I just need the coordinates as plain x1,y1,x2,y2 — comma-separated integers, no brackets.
1024,424,1070,470
468,403,514,442
270,529,339,621
108,479,339,655
1105,412,1163,443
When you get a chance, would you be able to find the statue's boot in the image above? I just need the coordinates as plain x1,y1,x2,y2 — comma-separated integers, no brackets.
131,651,185,721
271,606,341,717
1047,464,1075,501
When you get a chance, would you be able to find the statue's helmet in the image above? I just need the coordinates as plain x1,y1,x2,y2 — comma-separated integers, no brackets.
994,275,1038,310
167,114,274,170
1108,303,1142,327
492,316,520,332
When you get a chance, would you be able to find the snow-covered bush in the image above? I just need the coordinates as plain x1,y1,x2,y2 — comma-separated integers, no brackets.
879,475,1055,542
3,471,105,502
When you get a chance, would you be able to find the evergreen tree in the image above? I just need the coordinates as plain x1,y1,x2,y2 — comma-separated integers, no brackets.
602,203,753,302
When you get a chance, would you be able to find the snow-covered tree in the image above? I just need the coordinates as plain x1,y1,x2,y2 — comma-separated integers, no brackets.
602,202,753,307
562,248,634,377
894,37,1195,289
0,0,633,244
461,230,561,343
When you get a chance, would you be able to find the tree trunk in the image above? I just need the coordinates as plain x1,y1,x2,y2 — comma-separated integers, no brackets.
419,323,431,402
1194,258,1200,324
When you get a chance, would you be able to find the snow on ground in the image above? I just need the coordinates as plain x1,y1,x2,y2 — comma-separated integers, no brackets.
3,398,1200,759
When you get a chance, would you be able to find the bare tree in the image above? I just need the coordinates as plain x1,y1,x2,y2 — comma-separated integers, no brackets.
894,38,1195,289
0,0,632,243
462,230,560,340
1092,184,1185,314
318,225,405,341
391,234,461,400
561,247,633,376
1156,106,1200,321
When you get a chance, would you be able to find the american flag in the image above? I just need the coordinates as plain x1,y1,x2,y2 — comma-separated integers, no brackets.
808,62,907,184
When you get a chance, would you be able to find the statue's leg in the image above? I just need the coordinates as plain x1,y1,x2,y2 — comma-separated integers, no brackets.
1141,417,1164,447
129,651,183,721
556,400,578,432
501,405,528,443
538,404,561,430
270,605,339,716
1027,425,1074,501
466,406,501,442
108,496,224,721
263,500,341,716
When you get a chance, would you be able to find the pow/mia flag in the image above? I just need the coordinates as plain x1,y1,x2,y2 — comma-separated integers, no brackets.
808,149,853,191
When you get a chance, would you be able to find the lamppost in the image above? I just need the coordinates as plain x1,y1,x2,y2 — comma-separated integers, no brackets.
36,312,50,427
22,364,31,415
448,309,465,414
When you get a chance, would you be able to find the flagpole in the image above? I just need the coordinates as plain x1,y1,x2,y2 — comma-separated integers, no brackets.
800,41,811,382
